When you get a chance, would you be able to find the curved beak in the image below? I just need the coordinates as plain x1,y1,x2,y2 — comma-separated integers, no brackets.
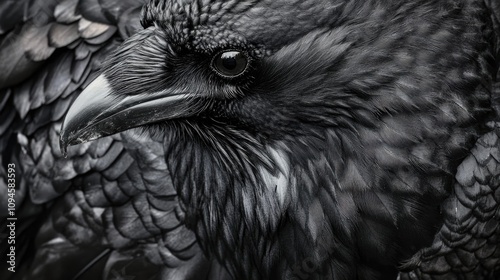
59,74,196,156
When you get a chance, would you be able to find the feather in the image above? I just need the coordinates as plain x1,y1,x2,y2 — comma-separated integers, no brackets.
44,52,74,103
74,42,92,60
112,197,154,239
98,0,145,23
77,0,111,24
0,0,26,34
101,152,134,180
0,27,43,88
0,102,15,137
23,23,56,62
71,53,92,82
118,6,144,39
78,18,112,39
48,23,80,48
54,0,82,24
85,25,117,45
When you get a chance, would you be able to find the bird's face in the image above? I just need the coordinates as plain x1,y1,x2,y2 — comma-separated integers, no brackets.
60,0,359,150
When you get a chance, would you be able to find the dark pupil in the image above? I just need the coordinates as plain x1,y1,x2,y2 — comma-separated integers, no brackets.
221,54,237,70
215,51,247,77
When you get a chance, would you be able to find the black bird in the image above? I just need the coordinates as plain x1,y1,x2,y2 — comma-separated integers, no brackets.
1,0,500,279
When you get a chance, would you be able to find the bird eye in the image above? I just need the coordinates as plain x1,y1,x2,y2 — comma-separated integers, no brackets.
211,50,249,78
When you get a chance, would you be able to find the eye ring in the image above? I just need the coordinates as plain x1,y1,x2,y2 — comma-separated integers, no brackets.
211,50,250,79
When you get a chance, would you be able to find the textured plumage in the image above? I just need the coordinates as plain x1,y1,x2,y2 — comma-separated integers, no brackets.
1,0,500,279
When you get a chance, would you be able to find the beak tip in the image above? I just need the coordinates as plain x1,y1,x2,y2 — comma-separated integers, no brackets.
59,74,113,157
59,125,107,157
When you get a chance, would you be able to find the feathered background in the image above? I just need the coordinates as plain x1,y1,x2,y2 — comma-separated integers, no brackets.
1,0,500,279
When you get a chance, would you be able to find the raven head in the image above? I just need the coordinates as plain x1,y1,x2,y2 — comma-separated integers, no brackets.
60,0,353,150
60,0,492,279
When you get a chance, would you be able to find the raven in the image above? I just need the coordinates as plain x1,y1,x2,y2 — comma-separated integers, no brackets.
2,0,500,279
